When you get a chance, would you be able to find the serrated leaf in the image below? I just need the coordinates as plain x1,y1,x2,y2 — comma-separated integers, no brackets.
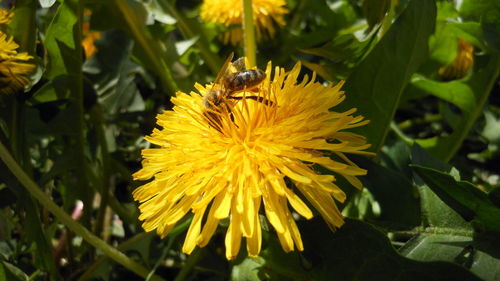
411,165,500,233
410,144,471,229
107,0,178,94
231,257,264,281
44,1,81,79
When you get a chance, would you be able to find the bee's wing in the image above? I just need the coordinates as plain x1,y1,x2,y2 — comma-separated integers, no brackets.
213,52,234,84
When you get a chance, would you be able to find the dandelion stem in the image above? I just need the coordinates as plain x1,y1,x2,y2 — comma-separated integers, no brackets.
0,142,166,281
242,0,256,67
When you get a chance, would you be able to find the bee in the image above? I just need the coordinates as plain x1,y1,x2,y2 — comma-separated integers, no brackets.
203,53,273,132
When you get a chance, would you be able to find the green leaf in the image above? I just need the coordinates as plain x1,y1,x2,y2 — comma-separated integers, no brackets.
449,22,489,52
157,0,222,74
411,165,500,233
342,0,436,152
429,24,460,65
105,0,178,94
299,33,371,79
400,234,500,281
9,0,37,54
481,110,500,143
0,142,60,281
459,0,500,30
353,156,420,229
362,0,391,32
261,219,481,281
411,74,476,113
39,0,56,8
410,144,471,230
231,257,264,281
301,61,338,82
84,30,146,114
43,0,95,229
44,1,81,79
143,0,177,25
0,261,28,281
417,54,500,161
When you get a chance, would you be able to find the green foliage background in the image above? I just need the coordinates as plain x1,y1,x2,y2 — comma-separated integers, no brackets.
1,0,499,280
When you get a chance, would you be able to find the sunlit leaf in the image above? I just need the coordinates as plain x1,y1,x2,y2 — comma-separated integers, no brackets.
411,74,476,113
342,0,437,152
412,165,500,233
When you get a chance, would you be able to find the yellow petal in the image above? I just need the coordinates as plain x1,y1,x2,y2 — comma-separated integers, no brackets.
183,205,207,254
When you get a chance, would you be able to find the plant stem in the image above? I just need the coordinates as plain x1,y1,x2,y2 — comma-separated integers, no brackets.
0,142,166,281
90,105,111,239
242,0,256,67
390,121,413,144
146,238,175,281
173,248,205,281
78,219,192,281
71,0,94,229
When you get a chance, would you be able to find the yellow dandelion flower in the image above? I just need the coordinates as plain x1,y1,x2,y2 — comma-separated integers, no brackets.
0,8,14,25
0,32,36,95
133,58,373,260
200,0,288,45
438,39,474,80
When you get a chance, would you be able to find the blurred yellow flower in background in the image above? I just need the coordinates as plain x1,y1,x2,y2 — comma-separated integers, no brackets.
200,0,288,45
82,9,101,59
133,58,373,260
0,9,35,95
0,8,14,24
439,39,474,80
82,28,101,59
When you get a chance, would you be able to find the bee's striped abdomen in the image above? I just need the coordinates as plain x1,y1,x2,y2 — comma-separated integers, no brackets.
224,69,265,92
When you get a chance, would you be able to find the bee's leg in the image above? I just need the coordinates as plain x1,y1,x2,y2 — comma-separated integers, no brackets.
228,96,275,106
224,104,236,123
203,111,223,133
229,111,235,122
